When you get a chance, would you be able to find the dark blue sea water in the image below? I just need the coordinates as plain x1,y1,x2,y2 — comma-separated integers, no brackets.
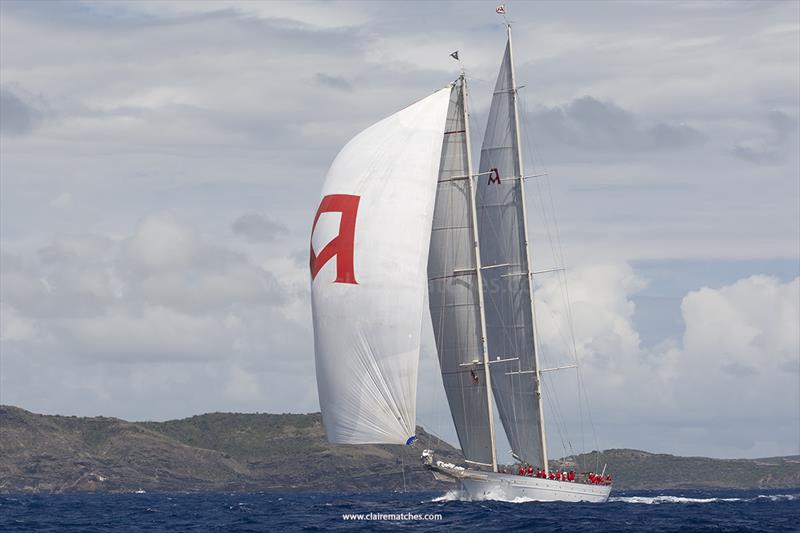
1,489,797,532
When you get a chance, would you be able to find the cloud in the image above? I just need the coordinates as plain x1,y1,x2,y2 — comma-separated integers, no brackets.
314,73,352,91
531,264,799,457
232,213,288,242
49,192,73,209
526,96,705,155
681,275,799,373
1,235,116,319
1,214,294,348
0,87,42,136
0,0,797,458
732,110,799,164
124,214,195,273
0,211,315,418
122,214,287,313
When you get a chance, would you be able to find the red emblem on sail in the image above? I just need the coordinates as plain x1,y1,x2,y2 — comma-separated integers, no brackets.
488,168,501,184
310,194,360,284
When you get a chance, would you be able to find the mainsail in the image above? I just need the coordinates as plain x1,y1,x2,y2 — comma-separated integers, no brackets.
310,88,451,445
476,34,545,466
427,79,496,466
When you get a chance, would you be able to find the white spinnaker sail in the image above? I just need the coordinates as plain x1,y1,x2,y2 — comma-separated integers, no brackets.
476,39,543,465
428,82,495,464
311,88,451,445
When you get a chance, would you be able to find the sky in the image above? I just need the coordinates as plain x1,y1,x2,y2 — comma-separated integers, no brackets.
1,0,798,460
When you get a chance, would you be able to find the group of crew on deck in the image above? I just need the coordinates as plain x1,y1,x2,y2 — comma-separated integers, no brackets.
515,465,612,485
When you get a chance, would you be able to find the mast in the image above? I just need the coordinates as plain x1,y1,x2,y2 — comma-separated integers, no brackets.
461,72,498,472
506,23,549,474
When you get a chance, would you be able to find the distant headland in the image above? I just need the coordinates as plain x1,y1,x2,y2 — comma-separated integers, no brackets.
1,406,797,493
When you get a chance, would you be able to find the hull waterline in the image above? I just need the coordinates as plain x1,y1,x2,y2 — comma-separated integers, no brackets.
458,473,611,503
423,452,611,503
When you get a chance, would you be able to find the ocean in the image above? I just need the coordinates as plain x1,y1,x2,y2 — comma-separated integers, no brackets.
1,489,797,532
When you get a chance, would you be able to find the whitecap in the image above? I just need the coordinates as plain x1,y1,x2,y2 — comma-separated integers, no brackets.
430,488,536,503
430,489,465,502
755,493,799,502
609,495,741,504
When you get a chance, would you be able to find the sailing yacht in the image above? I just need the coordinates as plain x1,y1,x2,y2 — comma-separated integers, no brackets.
310,21,611,503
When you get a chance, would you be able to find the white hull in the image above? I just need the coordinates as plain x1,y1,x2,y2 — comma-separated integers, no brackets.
423,453,611,503
458,472,611,503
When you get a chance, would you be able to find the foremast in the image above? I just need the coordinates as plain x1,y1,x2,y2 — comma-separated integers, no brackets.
460,72,499,473
505,23,550,475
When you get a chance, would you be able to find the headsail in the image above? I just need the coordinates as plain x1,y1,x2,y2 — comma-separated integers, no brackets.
476,36,544,466
427,79,495,466
310,88,451,445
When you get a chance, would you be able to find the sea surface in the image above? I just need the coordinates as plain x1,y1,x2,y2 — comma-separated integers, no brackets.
1,488,797,532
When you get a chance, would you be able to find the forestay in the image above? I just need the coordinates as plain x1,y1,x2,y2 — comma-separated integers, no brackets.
475,39,543,465
427,81,494,464
310,88,451,445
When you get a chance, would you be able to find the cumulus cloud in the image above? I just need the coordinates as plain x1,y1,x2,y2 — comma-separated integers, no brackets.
124,214,196,273
125,214,288,313
1,215,297,362
0,211,315,419
532,264,799,457
681,275,799,376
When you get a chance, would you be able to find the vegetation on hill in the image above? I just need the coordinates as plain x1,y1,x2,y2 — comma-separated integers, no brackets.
0,406,461,492
1,406,797,493
552,448,800,490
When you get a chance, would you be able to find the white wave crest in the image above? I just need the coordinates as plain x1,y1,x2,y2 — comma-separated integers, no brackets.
430,489,464,502
755,493,799,502
610,493,800,505
434,491,800,505
609,495,740,504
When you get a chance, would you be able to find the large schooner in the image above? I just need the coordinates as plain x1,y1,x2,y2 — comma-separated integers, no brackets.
310,20,611,503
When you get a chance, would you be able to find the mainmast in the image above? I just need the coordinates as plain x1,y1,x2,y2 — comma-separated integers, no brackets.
505,23,550,475
460,73,499,473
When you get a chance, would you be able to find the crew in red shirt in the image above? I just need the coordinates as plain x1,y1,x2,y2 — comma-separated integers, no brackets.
568,471,575,482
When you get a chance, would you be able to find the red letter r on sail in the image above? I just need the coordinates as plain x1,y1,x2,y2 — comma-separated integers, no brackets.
310,194,360,284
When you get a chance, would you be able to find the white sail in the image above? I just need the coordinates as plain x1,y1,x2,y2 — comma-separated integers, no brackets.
427,80,495,465
476,38,543,466
311,88,451,445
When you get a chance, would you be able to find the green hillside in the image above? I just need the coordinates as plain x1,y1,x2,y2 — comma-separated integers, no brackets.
1,406,797,493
